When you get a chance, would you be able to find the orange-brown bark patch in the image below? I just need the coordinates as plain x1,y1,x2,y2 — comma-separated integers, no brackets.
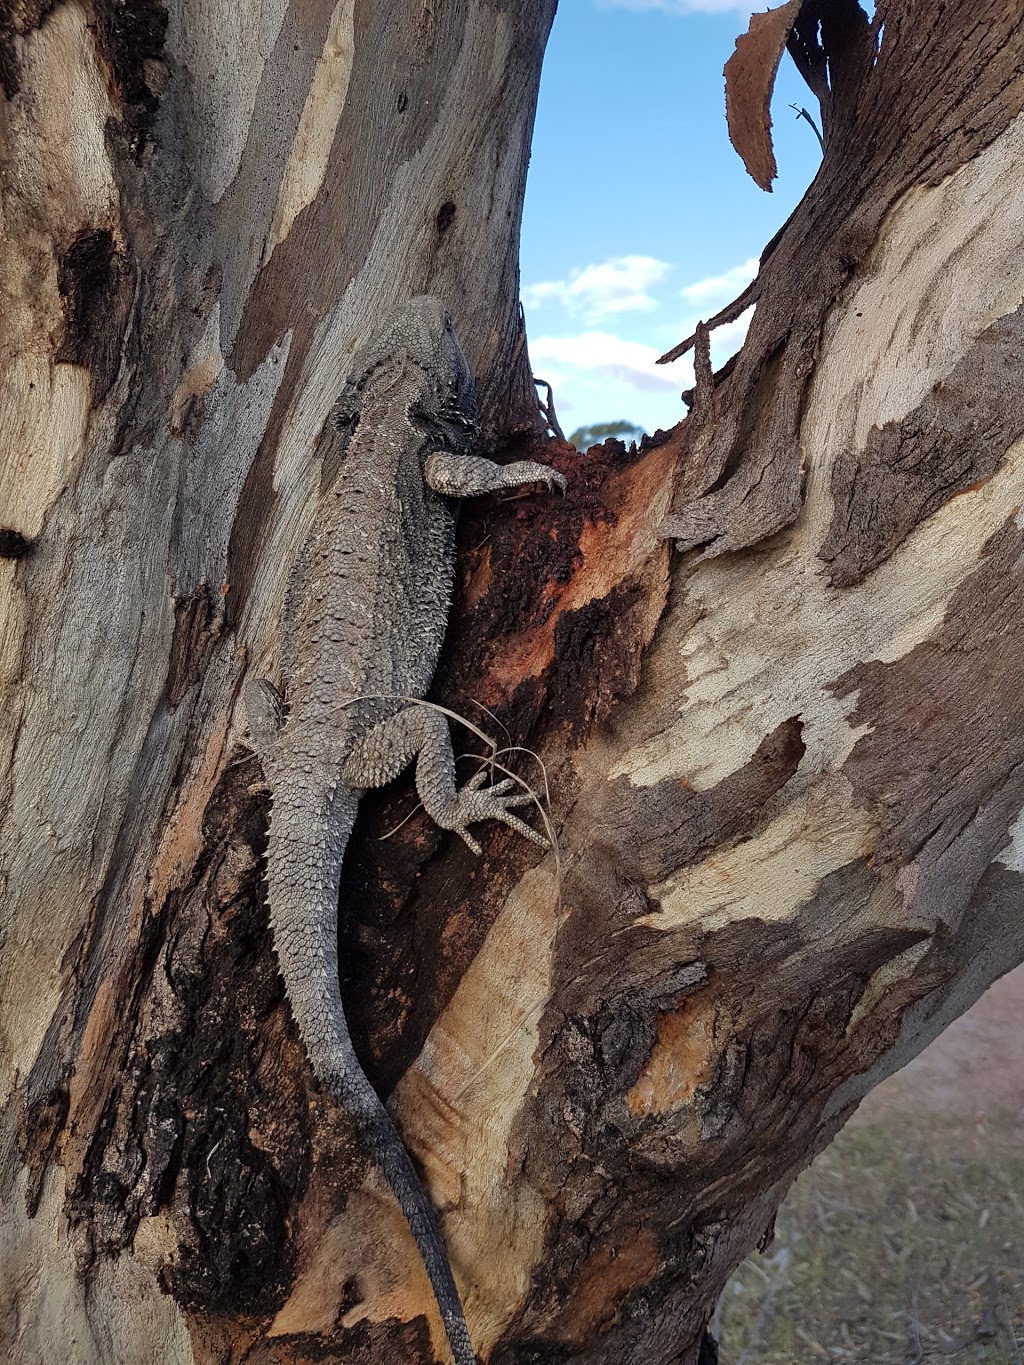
147,711,235,908
627,994,719,1117
64,977,116,1180
478,433,677,700
461,539,493,613
553,1226,660,1344
724,0,802,191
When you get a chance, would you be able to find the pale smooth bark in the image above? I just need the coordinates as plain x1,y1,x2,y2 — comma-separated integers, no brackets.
2,3,1023,1364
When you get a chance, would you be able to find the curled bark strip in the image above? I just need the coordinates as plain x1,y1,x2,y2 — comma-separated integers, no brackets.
657,273,762,366
724,0,804,191
665,0,1015,561
690,323,715,422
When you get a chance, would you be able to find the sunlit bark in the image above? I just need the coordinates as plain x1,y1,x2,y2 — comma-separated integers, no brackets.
2,3,1022,1363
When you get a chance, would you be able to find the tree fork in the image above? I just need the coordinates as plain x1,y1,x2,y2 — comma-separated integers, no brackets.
2,2,1023,1363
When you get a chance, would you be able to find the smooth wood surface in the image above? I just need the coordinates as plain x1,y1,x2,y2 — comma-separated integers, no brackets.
2,3,1023,1362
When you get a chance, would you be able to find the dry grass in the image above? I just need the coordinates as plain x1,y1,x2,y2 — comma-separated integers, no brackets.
714,1114,1024,1363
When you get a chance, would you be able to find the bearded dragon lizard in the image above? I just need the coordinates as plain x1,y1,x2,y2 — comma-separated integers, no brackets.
247,296,565,1364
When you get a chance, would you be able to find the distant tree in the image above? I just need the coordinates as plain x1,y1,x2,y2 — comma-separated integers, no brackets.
568,419,646,451
5,4,1024,1364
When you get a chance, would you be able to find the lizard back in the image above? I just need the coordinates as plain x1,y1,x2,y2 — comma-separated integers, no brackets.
257,297,481,1365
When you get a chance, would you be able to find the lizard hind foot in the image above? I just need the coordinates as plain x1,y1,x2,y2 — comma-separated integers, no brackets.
446,769,549,855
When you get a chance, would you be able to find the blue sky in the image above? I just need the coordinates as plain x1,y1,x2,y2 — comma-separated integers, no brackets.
520,0,823,439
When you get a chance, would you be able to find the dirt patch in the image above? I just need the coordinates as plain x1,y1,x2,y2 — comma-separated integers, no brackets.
715,965,1024,1363
852,965,1024,1126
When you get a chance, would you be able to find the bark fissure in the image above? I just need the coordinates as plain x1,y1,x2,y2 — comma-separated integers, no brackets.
3,2,1024,1363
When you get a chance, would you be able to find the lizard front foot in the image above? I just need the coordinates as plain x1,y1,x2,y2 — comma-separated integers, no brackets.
501,460,568,495
442,770,549,855
425,451,567,498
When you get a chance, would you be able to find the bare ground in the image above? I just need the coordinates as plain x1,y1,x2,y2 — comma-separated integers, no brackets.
714,965,1024,1363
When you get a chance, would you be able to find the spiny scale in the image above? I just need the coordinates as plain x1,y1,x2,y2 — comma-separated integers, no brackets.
247,296,565,1365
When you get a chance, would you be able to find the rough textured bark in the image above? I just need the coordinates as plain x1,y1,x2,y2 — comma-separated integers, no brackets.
2,2,1023,1364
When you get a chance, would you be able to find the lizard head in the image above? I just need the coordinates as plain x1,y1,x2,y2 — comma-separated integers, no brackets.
394,295,480,455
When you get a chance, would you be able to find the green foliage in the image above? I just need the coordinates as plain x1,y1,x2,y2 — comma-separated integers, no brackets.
567,420,645,452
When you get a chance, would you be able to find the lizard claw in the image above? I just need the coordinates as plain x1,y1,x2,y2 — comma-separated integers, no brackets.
530,466,567,495
446,774,550,853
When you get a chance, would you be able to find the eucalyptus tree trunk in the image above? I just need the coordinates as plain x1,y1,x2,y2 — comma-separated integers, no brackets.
2,2,1023,1364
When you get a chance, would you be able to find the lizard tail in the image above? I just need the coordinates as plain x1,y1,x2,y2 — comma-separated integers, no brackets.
265,785,476,1365
342,1080,477,1365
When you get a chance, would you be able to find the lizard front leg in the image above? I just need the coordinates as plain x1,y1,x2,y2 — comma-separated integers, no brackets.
424,451,567,498
343,706,548,854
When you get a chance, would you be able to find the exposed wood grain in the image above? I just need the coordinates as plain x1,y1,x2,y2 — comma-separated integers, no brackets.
3,2,1024,1363
663,0,1024,562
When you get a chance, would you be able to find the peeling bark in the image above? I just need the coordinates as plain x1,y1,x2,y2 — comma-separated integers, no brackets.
3,2,1024,1364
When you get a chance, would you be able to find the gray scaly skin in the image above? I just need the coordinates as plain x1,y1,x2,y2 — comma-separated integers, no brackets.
247,296,565,1365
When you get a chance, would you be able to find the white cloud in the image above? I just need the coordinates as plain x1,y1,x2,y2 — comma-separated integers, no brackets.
523,255,671,321
680,257,759,307
709,309,754,358
598,0,755,13
530,331,687,394
522,267,758,437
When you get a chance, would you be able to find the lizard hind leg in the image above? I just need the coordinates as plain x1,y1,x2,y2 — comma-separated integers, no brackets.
343,704,548,854
243,678,286,778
